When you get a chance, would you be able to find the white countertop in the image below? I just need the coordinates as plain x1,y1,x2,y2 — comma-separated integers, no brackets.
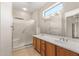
33,34,79,54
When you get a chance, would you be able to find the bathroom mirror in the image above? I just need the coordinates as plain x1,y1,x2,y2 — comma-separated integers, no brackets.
72,22,79,38
66,13,79,39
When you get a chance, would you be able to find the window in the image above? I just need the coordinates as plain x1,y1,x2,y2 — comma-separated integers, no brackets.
43,3,63,17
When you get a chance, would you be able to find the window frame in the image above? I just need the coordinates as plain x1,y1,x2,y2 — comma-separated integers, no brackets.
43,2,63,17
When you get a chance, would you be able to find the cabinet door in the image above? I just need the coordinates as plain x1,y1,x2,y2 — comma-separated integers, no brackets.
33,37,37,49
41,40,46,56
46,42,56,56
57,46,79,56
36,39,41,52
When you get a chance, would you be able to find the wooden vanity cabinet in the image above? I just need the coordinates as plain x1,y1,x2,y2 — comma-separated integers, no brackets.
46,42,56,56
33,37,41,52
33,37,37,49
57,46,79,56
36,38,41,52
40,40,46,56
33,37,79,56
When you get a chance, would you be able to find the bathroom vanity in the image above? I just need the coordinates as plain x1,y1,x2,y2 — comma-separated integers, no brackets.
32,34,79,56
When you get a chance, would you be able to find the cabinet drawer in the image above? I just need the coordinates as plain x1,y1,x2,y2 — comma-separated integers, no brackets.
41,40,45,44
33,37,37,49
36,39,41,52
41,46,45,50
41,40,46,56
46,42,56,56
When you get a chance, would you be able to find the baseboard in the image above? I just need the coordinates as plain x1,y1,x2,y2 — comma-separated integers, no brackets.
13,42,32,51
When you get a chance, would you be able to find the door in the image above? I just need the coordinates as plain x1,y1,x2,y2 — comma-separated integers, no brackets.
57,46,79,56
36,39,41,52
41,40,46,56
46,42,56,56
33,37,37,49
0,2,13,55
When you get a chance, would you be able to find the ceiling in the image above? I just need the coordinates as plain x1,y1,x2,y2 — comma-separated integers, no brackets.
13,2,47,12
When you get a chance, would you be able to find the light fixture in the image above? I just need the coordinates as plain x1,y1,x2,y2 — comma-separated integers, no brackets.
22,8,28,11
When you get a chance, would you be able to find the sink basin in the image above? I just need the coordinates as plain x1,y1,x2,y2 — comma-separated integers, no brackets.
55,38,69,43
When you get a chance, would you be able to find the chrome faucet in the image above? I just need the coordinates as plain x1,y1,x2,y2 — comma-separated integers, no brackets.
60,38,68,42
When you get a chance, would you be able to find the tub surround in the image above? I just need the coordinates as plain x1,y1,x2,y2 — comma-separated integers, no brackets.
33,34,79,54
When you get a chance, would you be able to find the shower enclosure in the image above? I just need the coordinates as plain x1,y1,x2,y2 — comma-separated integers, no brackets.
13,18,36,50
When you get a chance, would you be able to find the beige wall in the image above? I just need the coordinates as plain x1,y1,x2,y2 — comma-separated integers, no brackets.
63,2,79,13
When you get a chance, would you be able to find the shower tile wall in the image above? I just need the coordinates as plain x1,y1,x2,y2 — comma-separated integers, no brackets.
39,12,63,36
